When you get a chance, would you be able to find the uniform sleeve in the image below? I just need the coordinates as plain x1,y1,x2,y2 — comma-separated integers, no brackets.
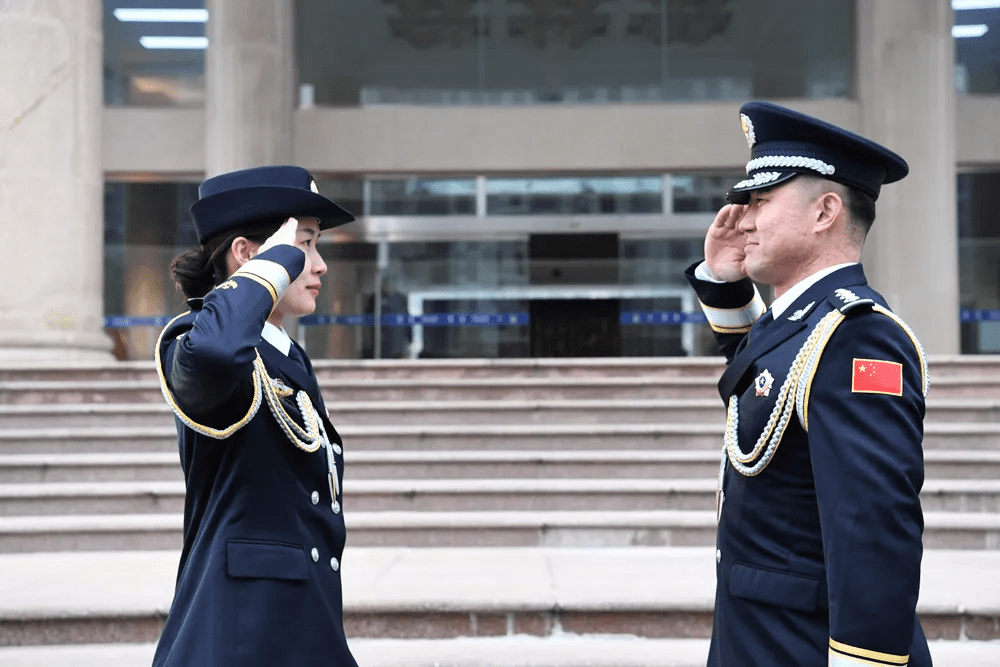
683,261,766,362
805,313,925,666
167,245,306,419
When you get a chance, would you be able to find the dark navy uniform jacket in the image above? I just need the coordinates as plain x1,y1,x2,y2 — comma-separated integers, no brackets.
686,263,931,667
151,245,358,667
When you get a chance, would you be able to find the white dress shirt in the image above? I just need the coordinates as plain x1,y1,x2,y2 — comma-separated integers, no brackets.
694,261,857,318
261,321,292,356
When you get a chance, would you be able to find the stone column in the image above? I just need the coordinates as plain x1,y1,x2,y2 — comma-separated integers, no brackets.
858,0,960,354
205,0,294,176
0,0,112,362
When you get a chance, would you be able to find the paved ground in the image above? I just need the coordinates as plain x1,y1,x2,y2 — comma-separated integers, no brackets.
4,637,1000,667
2,547,999,620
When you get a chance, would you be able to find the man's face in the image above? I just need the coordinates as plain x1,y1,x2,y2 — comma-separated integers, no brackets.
736,179,818,288
274,217,327,318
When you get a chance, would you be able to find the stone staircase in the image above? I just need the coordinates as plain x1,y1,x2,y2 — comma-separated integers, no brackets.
1,357,1000,666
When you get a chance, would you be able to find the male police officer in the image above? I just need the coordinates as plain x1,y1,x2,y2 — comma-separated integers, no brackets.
685,102,931,666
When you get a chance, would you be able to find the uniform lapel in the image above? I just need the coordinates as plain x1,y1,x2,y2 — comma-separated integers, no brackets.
718,265,869,400
257,341,324,409
719,317,808,399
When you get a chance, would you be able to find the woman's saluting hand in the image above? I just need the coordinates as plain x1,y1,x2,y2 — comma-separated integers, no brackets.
259,217,299,253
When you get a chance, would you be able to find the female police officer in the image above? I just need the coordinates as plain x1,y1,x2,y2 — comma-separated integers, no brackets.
151,166,359,667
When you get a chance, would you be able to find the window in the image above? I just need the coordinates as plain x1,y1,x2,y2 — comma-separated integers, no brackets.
370,179,477,216
954,2,1000,94
295,0,855,107
958,172,1000,353
104,1,207,107
104,181,201,359
487,176,663,215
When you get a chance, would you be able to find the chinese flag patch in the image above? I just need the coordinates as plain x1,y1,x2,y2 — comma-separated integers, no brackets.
852,358,903,396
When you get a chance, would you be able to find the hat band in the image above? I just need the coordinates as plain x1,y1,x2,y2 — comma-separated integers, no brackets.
745,155,836,177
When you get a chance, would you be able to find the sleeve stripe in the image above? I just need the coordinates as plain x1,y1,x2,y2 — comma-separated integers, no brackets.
830,639,908,665
232,258,292,304
232,272,278,305
709,322,753,334
698,287,766,330
830,655,906,667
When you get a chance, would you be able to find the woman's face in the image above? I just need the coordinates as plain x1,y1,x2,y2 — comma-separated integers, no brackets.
271,217,327,320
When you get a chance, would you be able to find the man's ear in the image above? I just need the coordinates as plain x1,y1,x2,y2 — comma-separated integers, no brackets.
229,237,258,269
814,191,844,234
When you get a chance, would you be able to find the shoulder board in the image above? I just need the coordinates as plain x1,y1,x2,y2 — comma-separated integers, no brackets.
828,286,879,314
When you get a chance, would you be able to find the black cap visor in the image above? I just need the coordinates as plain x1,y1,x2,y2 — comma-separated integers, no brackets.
725,171,799,205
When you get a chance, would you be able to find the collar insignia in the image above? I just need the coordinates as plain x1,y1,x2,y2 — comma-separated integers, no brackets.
787,301,815,321
754,369,775,397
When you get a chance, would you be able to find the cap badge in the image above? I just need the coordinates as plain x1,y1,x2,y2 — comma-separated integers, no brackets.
740,113,756,148
310,180,319,194
754,369,775,397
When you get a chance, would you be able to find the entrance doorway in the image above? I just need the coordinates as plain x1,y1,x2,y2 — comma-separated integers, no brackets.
530,299,620,357
528,233,621,357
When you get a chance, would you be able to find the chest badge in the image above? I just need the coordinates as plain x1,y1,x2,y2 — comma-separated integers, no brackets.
754,369,775,397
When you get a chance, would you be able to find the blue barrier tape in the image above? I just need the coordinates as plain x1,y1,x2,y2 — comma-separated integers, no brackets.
301,313,530,326
105,309,1000,328
961,310,1000,322
104,315,174,328
301,314,375,326
620,311,707,325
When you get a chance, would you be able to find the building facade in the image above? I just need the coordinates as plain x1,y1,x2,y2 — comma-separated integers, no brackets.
2,0,997,362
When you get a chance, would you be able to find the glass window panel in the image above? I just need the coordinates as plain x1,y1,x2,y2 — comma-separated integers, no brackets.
957,172,1000,354
103,1,207,107
672,173,743,213
315,177,365,219
384,241,530,358
304,242,378,359
620,237,721,357
486,175,662,215
103,181,201,360
370,178,477,216
296,0,854,107
954,5,1000,94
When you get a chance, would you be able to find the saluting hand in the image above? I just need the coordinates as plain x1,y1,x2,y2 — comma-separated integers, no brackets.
259,217,299,253
705,204,748,282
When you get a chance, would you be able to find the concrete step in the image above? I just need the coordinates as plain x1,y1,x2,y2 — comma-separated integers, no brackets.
2,422,999,454
0,453,184,483
2,354,997,382
0,548,998,649
3,638,999,667
5,450,1000,484
5,478,1000,516
0,358,728,383
0,377,725,404
5,373,1000,404
1,510,998,552
6,397,1000,428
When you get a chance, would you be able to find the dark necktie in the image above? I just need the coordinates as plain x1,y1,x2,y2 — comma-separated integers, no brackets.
287,342,311,375
738,309,773,353
753,310,774,333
